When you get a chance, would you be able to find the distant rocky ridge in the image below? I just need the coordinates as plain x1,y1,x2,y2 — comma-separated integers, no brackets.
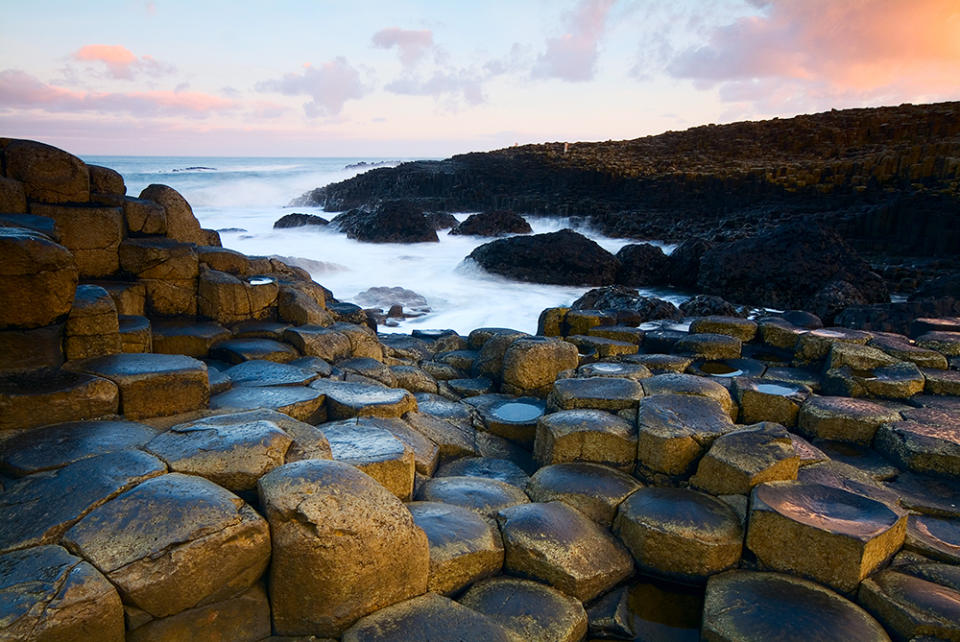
294,102,960,257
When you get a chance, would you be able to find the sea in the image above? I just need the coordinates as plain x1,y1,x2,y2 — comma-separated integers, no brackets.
84,156,689,335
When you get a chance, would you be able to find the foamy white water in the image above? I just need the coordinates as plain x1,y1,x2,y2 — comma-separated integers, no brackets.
86,156,687,335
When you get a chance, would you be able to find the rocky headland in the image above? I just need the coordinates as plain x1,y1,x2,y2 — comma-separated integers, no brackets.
2,137,960,641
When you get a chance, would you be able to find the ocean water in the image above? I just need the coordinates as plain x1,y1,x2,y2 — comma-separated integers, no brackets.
85,156,688,335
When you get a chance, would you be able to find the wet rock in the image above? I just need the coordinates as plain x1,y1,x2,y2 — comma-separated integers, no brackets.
283,325,351,361
0,369,118,431
875,420,960,478
578,361,651,380
497,336,579,396
277,285,333,326
0,227,77,330
184,408,332,463
734,378,811,426
675,332,742,360
331,321,386,360
690,315,758,342
666,237,710,288
623,353,693,374
858,569,960,641
614,487,743,583
69,353,209,419
571,286,681,324
310,379,417,419
565,334,638,358
425,211,460,230
813,440,900,481
123,197,166,236
635,394,736,479
0,419,157,476
869,334,949,370
476,396,545,445
63,473,270,618
334,201,439,243
434,456,530,489
498,501,633,601
564,309,615,336
258,459,429,636
587,324,646,346
3,139,89,203
118,315,151,353
615,243,668,286
96,280,146,316
746,480,906,593
793,327,873,365
690,422,799,495
702,570,890,642
198,268,278,325
0,449,165,553
407,501,503,595
274,212,329,228
906,514,960,565
0,545,124,642
758,316,806,350
680,294,742,318
460,576,588,642
210,385,325,423
223,359,318,387
534,409,637,470
403,410,478,461
823,361,925,398
151,321,231,358
922,367,960,395
468,229,619,285
547,376,644,412
449,210,532,236
390,365,439,393
139,184,207,245
640,373,737,419
321,418,415,500
341,593,513,642
415,475,529,518
526,462,642,526
796,395,901,444
915,330,960,357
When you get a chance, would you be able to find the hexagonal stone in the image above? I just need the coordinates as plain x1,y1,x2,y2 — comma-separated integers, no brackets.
210,385,325,423
746,480,907,592
0,449,165,553
623,353,693,374
577,360,651,380
338,357,396,386
498,501,633,602
30,203,123,278
0,545,124,642
118,314,151,353
145,418,292,491
356,416,439,476
310,379,417,419
403,410,478,461
547,377,644,412
460,576,588,642
283,325,352,361
64,285,120,361
906,514,960,565
416,476,529,518
476,396,545,445
500,336,579,397
825,341,900,372
641,373,736,419
69,353,209,420
151,321,231,358
0,419,157,476
635,394,736,479
875,420,960,477
587,324,645,345
793,328,873,364
223,359,318,387
125,583,270,642
534,409,637,470
675,333,742,360
4,139,90,203
63,473,270,618
181,408,331,463
869,334,948,370
923,367,960,395
331,321,383,360
858,569,960,641
210,337,299,364
734,378,810,427
390,365,439,393
688,358,766,382
407,501,503,595
526,462,642,526
813,440,900,481
690,315,758,342
703,570,889,642
321,418,415,500
258,459,429,637
797,395,902,445
565,334,638,358
916,331,960,357
691,423,799,496
341,593,514,642
0,369,118,431
823,362,925,399
0,323,65,374
434,457,530,489
614,487,743,583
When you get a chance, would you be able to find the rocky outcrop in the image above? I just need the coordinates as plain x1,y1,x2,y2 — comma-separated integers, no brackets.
273,213,329,229
333,200,438,243
467,229,619,285
615,243,669,286
450,210,532,236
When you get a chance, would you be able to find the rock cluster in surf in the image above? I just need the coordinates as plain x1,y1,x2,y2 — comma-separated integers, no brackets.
2,139,960,641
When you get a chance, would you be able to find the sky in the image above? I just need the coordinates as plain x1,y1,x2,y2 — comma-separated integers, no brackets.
1,0,958,157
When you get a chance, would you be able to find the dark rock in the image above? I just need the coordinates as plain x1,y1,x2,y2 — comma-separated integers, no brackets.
615,243,669,286
273,213,329,229
467,229,619,285
333,200,438,243
666,238,712,287
450,210,532,236
808,280,868,324
680,295,742,317
912,273,960,299
697,223,888,311
425,211,460,230
571,286,681,323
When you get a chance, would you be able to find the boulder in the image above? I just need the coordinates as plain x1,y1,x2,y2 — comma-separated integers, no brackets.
273,212,329,228
665,237,710,287
501,336,579,396
198,268,278,324
460,577,588,642
321,418,415,500
139,184,207,245
0,228,77,330
415,475,529,518
122,197,166,236
526,462,642,526
697,223,888,311
534,409,637,470
87,164,124,196
571,286,681,323
615,243,669,286
690,422,799,495
3,139,90,204
197,246,249,275
858,569,960,641
333,200,438,243
258,459,429,637
467,229,619,285
434,456,530,489
0,176,27,213
679,294,742,318
29,203,123,278
449,210,532,236
341,593,514,642
64,285,121,361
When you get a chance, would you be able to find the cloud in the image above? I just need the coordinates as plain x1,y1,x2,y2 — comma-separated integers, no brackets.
0,69,237,117
372,28,434,68
72,44,175,80
667,0,960,109
386,69,484,106
534,0,618,81
256,58,367,117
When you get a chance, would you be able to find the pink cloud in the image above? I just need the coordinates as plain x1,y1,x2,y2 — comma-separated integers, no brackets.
72,44,175,80
0,69,236,117
372,28,434,68
668,0,960,106
535,0,618,81
256,58,367,117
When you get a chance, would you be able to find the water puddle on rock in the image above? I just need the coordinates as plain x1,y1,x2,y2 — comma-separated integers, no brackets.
626,577,704,641
700,361,743,377
755,383,799,396
491,401,544,423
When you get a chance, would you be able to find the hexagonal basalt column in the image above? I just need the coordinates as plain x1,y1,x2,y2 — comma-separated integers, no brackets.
534,409,637,471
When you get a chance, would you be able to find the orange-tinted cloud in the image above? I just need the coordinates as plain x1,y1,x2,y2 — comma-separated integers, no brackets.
669,0,960,109
73,44,175,80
